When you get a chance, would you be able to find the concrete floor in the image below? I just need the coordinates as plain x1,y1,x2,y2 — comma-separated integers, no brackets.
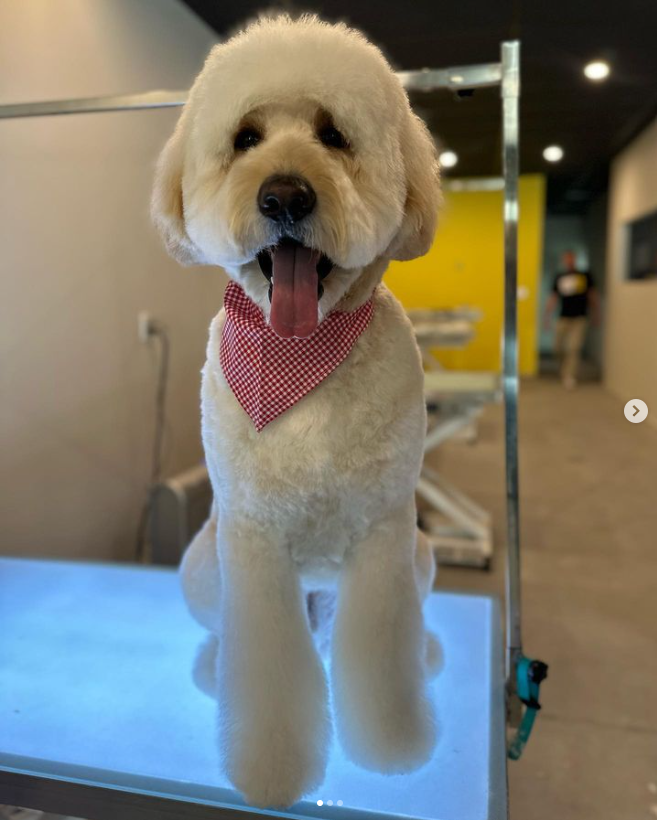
435,378,657,820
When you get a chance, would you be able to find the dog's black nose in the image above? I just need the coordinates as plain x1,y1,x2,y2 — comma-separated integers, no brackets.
258,175,316,223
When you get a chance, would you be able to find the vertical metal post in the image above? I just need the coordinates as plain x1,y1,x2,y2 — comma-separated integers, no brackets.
501,41,522,699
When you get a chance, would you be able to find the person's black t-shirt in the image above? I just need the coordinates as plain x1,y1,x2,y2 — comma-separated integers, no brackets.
552,270,594,317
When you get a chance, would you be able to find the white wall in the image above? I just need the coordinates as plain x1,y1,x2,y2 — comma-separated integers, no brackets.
604,116,657,426
0,0,226,560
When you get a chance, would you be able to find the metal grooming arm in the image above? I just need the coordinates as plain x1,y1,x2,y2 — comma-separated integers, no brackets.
0,41,547,759
499,40,549,755
500,39,525,728
402,43,548,749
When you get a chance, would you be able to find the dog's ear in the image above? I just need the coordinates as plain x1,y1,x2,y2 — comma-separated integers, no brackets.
151,122,203,266
388,111,441,262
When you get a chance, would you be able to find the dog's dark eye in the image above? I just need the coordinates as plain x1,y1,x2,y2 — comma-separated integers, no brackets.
234,127,262,152
318,125,349,149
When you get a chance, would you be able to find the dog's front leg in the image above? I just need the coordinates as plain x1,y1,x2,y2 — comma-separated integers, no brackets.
216,518,331,808
332,501,437,773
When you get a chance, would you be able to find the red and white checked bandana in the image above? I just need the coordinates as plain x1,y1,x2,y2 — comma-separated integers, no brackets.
220,282,374,431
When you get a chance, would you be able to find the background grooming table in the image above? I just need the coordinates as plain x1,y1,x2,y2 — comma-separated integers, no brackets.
409,308,482,372
408,306,500,569
419,372,501,569
0,559,507,820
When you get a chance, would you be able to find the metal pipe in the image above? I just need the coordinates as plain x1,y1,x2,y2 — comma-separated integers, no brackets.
398,62,502,92
0,62,503,120
0,91,187,120
501,41,522,690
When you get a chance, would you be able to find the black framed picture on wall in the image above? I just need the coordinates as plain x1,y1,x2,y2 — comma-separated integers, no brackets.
626,208,657,281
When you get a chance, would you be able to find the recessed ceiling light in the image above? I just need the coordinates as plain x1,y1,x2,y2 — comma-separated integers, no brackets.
584,60,610,81
439,150,458,168
543,145,564,162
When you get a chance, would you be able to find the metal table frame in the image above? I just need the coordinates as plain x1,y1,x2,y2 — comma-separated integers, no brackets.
1,38,530,814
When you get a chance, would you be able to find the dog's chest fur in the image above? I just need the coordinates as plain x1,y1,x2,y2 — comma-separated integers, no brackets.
201,284,425,569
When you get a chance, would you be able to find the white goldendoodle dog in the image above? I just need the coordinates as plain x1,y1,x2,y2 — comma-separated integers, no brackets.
151,14,441,809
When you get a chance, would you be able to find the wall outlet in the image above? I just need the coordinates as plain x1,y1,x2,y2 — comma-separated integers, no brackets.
138,311,157,343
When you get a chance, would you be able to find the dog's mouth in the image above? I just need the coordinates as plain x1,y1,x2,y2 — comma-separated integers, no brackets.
257,238,334,338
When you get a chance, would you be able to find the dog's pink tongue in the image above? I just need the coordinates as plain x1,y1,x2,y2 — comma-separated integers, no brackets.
270,243,320,338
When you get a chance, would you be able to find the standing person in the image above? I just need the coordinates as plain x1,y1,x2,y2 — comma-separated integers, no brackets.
543,250,601,389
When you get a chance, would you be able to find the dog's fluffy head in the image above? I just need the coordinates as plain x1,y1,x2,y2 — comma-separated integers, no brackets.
152,15,439,327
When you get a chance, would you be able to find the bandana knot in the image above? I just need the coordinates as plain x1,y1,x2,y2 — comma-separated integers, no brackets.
219,282,374,431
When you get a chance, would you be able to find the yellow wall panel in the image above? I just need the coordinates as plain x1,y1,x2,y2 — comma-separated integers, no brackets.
385,174,546,375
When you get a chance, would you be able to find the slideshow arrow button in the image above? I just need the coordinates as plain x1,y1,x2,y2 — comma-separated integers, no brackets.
624,399,648,424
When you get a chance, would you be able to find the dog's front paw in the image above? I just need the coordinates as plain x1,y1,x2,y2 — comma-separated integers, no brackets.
337,693,438,775
224,719,330,808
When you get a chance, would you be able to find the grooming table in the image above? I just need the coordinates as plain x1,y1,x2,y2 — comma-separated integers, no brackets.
0,559,507,820
423,370,501,445
410,308,484,442
412,318,476,357
419,372,501,569
409,309,481,370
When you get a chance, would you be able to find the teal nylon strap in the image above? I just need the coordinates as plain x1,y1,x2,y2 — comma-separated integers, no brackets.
508,656,548,760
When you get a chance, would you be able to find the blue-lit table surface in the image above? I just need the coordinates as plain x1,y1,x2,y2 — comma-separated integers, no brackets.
0,559,507,820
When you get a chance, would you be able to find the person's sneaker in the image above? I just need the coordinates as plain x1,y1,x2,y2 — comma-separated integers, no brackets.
563,376,577,390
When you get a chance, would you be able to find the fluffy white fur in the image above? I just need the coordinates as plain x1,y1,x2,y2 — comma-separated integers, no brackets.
152,14,441,809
